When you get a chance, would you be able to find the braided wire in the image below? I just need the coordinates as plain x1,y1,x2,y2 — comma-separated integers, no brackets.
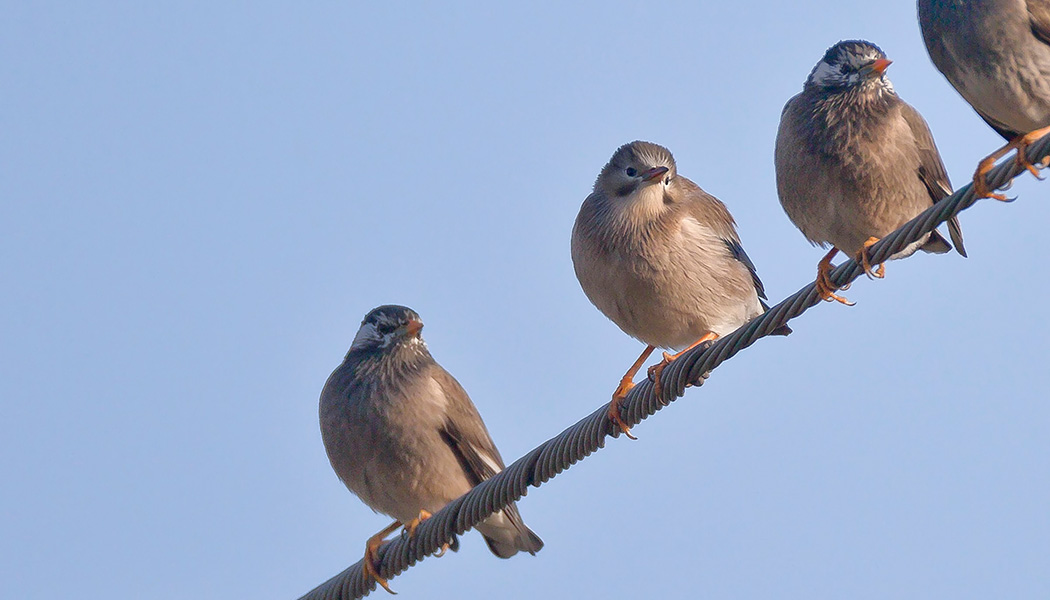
297,133,1050,600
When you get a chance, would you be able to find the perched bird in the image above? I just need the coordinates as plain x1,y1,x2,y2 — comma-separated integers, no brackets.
319,305,543,593
918,0,1050,199
775,40,967,305
572,141,790,438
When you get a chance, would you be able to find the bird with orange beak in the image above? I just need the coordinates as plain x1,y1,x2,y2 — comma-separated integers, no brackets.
775,40,966,304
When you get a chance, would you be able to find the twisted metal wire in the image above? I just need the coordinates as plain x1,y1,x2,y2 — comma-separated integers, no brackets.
297,133,1050,600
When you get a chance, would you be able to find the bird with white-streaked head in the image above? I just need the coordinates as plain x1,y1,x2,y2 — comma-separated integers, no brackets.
319,305,542,593
775,40,966,305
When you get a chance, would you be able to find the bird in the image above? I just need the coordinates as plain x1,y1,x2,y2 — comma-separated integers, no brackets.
918,0,1050,200
775,40,967,305
319,305,543,593
571,141,790,439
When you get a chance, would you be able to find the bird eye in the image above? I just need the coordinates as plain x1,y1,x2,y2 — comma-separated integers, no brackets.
625,167,637,177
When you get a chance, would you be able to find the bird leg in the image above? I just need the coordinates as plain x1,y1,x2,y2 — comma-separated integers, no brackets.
857,237,885,279
608,345,655,440
364,520,403,595
405,509,451,558
815,248,855,305
973,124,1050,200
646,332,719,399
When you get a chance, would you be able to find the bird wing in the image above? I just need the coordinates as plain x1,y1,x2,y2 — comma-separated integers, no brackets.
900,102,968,257
431,365,540,553
678,177,739,242
431,366,506,486
723,238,768,302
1029,0,1050,46
678,177,771,302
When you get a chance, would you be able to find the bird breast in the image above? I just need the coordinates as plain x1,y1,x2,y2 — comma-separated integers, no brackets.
320,366,474,523
777,99,934,254
572,214,763,349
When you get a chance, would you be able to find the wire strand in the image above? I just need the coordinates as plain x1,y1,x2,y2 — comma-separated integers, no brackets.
296,133,1050,600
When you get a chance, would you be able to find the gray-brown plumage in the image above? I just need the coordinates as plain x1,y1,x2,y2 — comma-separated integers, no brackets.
919,0,1050,199
775,40,966,304
572,141,789,436
320,305,542,592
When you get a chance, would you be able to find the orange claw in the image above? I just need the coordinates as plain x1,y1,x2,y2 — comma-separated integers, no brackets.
405,510,451,558
364,520,403,595
858,237,885,280
973,124,1050,200
607,345,655,440
646,332,719,399
815,248,855,306
405,510,432,538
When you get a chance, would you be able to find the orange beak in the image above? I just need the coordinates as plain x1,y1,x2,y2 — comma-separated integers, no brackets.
866,58,892,76
404,319,423,337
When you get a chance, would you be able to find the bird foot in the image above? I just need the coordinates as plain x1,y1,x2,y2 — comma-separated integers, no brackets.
432,542,451,558
646,353,674,399
816,248,854,305
1016,125,1050,179
608,377,638,440
646,333,719,398
606,346,655,440
858,237,885,280
973,125,1050,200
973,155,1009,201
403,510,451,557
365,520,403,595
405,510,432,538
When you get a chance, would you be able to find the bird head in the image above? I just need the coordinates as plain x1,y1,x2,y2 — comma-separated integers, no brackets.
595,140,677,202
806,40,894,96
349,305,427,353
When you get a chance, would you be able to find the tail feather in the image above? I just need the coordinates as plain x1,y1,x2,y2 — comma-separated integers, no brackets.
476,505,543,558
947,216,967,258
759,300,793,336
919,230,952,254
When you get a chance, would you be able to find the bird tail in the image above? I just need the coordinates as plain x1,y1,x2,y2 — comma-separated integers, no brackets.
946,216,967,258
759,300,793,336
476,504,544,558
919,229,952,254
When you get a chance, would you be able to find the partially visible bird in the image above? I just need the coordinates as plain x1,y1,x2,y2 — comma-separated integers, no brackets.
319,305,543,593
919,0,1050,199
572,141,790,438
775,40,967,305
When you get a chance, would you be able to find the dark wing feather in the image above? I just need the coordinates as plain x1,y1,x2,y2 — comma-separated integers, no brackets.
431,367,505,485
432,367,539,555
679,176,767,301
679,176,789,334
724,238,767,301
1029,0,1050,46
900,102,968,257
723,238,791,335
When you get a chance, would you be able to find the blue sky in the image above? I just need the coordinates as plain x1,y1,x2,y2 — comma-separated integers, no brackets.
2,3,1048,599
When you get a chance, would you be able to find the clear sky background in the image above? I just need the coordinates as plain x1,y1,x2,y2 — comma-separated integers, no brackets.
3,3,1048,599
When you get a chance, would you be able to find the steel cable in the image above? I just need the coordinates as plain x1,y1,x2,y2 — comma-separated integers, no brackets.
297,132,1050,600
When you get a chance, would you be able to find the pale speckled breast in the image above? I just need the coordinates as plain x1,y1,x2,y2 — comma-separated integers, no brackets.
572,214,763,349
